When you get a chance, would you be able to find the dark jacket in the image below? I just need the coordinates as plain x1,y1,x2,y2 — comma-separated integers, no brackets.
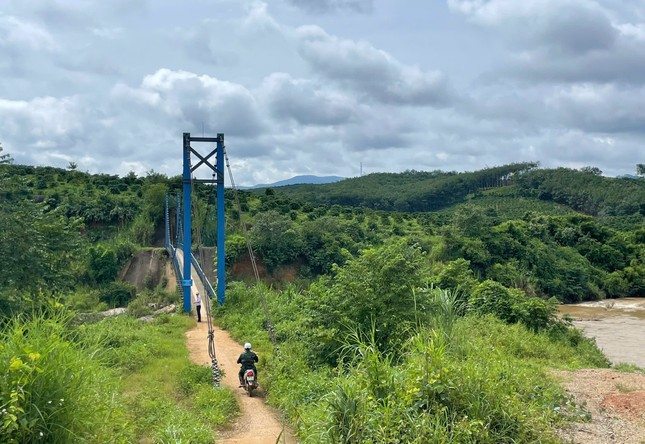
237,350,258,370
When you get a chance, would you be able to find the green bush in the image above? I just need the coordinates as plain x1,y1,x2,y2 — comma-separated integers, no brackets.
304,240,431,363
177,364,213,396
87,244,119,284
214,278,610,443
193,385,239,427
469,280,558,331
98,281,137,307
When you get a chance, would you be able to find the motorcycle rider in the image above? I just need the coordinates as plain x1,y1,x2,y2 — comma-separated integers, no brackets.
237,342,259,387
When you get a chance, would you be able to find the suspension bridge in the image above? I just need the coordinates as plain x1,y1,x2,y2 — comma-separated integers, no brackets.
163,132,226,386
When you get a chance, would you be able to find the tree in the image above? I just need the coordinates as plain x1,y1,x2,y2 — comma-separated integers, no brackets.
305,240,430,363
141,182,168,224
637,164,645,178
0,194,85,315
580,166,602,176
249,210,301,270
0,143,13,165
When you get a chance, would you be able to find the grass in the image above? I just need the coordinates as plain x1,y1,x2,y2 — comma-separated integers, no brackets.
615,383,637,393
1,303,239,443
0,307,132,443
215,282,612,443
613,362,645,373
86,313,239,443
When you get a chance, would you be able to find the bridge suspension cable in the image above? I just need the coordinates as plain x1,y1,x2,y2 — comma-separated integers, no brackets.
223,145,277,346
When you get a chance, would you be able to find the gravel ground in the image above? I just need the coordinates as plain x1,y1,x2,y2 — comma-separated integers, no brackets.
554,369,645,444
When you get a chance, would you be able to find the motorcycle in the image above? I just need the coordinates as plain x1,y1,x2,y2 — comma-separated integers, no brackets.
242,369,258,397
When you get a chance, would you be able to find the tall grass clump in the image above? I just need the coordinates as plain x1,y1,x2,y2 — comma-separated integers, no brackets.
0,308,132,443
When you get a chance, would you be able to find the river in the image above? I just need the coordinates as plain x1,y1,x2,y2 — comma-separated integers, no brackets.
559,298,645,368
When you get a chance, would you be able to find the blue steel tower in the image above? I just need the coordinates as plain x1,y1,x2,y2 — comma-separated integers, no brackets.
181,132,226,313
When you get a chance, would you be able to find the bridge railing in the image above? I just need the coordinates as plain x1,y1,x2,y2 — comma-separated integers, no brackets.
168,244,183,283
190,252,217,301
173,242,217,301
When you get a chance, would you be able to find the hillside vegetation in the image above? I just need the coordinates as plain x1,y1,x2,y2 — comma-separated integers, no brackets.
1,160,644,442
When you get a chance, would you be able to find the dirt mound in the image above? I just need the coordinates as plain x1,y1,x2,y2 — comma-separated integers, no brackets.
555,369,645,443
601,391,645,422
119,249,173,292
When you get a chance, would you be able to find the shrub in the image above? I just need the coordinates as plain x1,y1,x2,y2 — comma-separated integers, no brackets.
87,244,119,284
469,280,558,331
98,281,137,307
127,297,153,319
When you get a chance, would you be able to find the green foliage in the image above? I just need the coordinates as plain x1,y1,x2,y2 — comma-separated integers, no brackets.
177,364,213,396
126,298,153,319
305,240,430,363
0,308,132,443
98,282,137,308
269,163,538,212
225,233,248,266
87,245,119,284
129,214,154,246
4,162,644,305
613,362,645,373
469,280,558,331
469,280,519,323
215,279,607,443
0,193,85,314
141,182,168,224
192,385,239,427
63,288,105,312
517,167,645,216
0,143,13,165
81,314,238,442
636,163,645,177
431,258,478,296
250,210,302,270
299,216,370,274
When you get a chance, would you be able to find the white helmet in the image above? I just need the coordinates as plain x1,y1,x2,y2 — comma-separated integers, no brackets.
244,342,252,350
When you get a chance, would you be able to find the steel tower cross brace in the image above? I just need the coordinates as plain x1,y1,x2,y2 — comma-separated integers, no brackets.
182,132,226,313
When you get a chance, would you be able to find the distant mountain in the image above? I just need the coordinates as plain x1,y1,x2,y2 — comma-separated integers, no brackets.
247,175,345,189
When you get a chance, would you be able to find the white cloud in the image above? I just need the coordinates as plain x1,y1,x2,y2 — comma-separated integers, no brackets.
92,27,124,40
116,69,265,138
0,0,643,184
449,0,645,84
286,0,374,14
0,96,82,139
296,25,454,106
0,15,58,51
260,72,359,126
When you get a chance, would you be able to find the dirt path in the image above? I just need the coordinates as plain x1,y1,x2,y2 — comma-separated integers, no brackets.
555,369,645,443
186,322,297,443
177,249,297,443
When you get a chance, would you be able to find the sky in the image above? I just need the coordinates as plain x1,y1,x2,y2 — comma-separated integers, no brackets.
1,0,644,186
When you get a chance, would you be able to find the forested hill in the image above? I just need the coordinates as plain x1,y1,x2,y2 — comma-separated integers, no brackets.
2,160,645,308
5,162,645,220
266,162,645,216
